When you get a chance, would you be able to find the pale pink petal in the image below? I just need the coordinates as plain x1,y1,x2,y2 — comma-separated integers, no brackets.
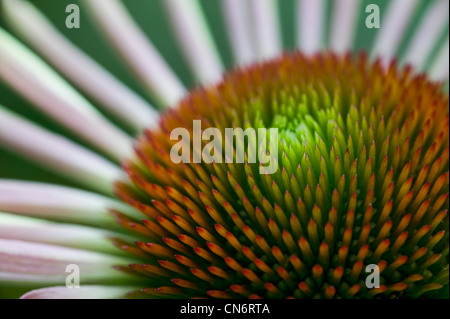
0,239,134,285
2,0,159,132
0,180,141,226
21,285,137,299
163,0,223,85
0,213,134,255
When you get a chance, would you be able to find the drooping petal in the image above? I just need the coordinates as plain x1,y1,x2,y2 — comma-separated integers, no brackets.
329,0,360,53
0,213,134,255
402,0,449,71
297,0,325,55
0,239,135,285
20,285,138,299
0,107,121,194
0,180,141,227
221,0,256,65
162,0,223,85
248,0,282,60
82,0,186,107
371,0,420,65
2,0,159,132
0,28,133,161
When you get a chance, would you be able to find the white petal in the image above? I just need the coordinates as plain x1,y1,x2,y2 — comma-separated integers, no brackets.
0,239,134,285
82,0,186,107
0,180,141,227
403,0,449,71
371,0,420,65
297,0,325,55
221,0,257,65
0,28,133,161
163,0,223,85
2,0,159,132
21,285,137,299
429,38,449,81
0,213,133,255
0,107,121,194
329,0,360,53
249,0,282,60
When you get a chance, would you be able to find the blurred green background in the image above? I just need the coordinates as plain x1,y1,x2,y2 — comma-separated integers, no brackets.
0,0,448,298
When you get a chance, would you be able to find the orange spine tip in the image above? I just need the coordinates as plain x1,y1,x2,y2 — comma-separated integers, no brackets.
224,257,243,272
242,225,256,243
277,266,292,284
225,231,242,251
208,266,231,280
151,200,172,218
230,284,249,296
193,246,217,263
274,204,290,230
268,218,283,246
282,230,297,254
389,283,408,292
312,264,323,282
171,278,200,290
289,255,305,275
325,285,336,299
241,246,257,262
298,237,314,264
152,286,184,296
165,199,190,220
271,246,285,265
187,208,212,232
254,259,273,274
255,235,272,256
372,239,390,260
196,227,217,243
171,215,197,236
393,214,411,237
350,261,364,282
174,254,199,268
137,242,174,258
189,268,215,283
206,242,228,258
319,242,330,267
337,246,349,266
408,225,431,249
331,267,344,285
388,255,408,272
298,282,312,295
307,219,319,250
178,234,201,248
248,294,263,299
205,205,227,225
264,283,280,294
375,221,392,244
158,260,187,275
242,268,262,283
207,290,232,299
346,284,361,297
342,228,353,248
156,215,182,236
358,224,371,247
290,214,303,238
162,237,190,255
324,222,335,248
368,285,387,296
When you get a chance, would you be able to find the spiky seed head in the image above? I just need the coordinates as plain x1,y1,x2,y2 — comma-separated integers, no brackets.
115,52,449,299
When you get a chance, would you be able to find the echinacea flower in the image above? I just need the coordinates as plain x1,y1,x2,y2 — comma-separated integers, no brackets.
0,0,448,299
